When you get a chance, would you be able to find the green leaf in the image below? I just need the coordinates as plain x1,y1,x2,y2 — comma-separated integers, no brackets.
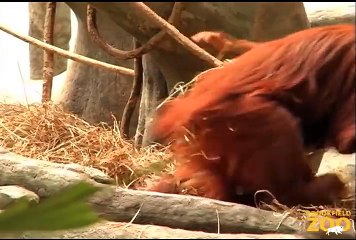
0,181,102,232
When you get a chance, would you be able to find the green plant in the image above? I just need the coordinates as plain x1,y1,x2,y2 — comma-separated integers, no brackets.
0,181,101,233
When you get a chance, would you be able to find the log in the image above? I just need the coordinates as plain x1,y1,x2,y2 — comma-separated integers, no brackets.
89,187,305,234
0,147,111,198
0,147,301,234
1,147,354,238
0,148,113,185
12,221,308,239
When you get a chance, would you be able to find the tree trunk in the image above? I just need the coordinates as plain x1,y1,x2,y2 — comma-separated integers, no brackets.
28,2,71,80
251,2,310,41
134,54,168,147
57,3,139,136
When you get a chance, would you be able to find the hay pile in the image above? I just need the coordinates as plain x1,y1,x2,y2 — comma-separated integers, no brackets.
0,102,175,189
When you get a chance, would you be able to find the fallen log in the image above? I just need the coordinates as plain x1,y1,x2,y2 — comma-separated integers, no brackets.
0,147,113,196
0,147,301,234
3,221,307,239
1,220,355,239
89,187,303,234
0,147,355,238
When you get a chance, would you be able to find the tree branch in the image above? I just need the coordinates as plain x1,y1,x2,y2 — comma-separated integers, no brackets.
130,2,223,67
86,2,185,60
120,39,144,139
42,2,56,102
0,24,135,77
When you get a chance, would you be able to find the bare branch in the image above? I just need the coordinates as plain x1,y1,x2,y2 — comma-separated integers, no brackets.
120,39,144,139
86,2,185,60
42,2,56,103
0,24,135,77
131,2,223,67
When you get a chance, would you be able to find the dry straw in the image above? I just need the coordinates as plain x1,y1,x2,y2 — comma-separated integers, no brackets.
0,102,175,190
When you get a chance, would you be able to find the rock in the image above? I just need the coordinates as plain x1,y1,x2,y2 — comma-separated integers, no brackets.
0,185,39,209
317,149,355,201
341,163,356,179
317,149,355,176
306,3,355,26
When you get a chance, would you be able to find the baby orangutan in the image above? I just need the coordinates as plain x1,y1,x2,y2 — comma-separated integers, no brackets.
149,24,355,207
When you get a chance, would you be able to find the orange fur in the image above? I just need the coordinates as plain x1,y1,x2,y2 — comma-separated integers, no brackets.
150,24,355,207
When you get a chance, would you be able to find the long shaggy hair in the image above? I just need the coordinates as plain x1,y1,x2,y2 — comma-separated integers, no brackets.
149,24,355,207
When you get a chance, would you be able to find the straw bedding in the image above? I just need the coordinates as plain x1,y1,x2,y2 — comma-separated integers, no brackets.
0,102,174,190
